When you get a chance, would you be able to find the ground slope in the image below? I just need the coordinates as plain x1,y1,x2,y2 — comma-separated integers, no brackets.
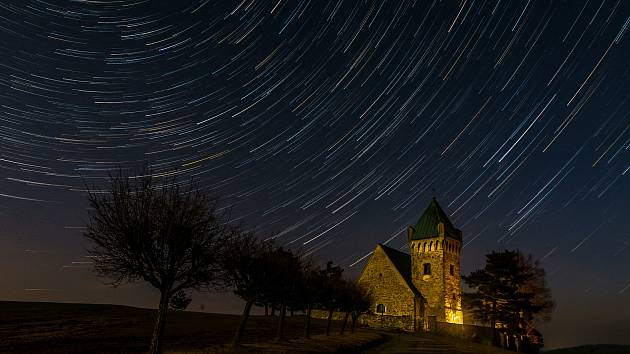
0,301,350,353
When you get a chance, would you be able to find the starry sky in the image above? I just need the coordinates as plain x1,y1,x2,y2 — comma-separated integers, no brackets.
0,0,629,349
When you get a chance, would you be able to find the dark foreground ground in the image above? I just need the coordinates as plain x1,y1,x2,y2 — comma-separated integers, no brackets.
363,333,630,354
0,301,375,353
3,301,628,354
543,345,630,354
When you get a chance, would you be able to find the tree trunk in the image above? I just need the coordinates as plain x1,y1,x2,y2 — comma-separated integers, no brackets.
325,309,334,336
232,299,254,347
339,312,350,335
275,303,287,341
304,304,312,339
351,314,358,333
490,300,499,347
148,290,170,354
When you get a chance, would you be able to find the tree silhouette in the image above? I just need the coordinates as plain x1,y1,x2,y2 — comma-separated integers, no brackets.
169,290,192,311
337,280,354,335
348,282,372,333
267,247,303,342
317,261,345,336
463,250,554,349
298,262,326,339
221,232,275,346
337,280,372,335
84,170,230,354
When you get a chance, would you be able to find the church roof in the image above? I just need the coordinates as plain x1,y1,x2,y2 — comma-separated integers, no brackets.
410,197,462,241
377,244,422,298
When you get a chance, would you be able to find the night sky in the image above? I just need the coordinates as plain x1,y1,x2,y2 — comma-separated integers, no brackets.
1,0,629,349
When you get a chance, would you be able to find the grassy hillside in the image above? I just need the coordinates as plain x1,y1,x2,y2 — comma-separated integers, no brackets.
0,301,351,353
544,345,630,354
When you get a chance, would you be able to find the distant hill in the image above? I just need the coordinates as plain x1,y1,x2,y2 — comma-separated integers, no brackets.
545,344,630,354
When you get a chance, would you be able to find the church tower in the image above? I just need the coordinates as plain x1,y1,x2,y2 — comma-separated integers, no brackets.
407,198,463,325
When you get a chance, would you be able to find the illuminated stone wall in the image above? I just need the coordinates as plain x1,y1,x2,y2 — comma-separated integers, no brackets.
311,310,415,331
409,222,463,324
357,245,416,317
410,236,446,322
443,238,463,324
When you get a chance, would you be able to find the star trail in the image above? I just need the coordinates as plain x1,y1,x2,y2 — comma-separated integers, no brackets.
0,0,629,349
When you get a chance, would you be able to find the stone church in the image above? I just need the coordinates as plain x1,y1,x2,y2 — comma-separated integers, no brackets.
357,197,464,332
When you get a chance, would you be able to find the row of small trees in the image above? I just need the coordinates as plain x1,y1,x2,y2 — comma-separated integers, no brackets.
83,171,370,354
223,235,372,345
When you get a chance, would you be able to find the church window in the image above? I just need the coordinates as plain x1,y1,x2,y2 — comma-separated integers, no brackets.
376,303,385,314
450,264,454,276
423,263,431,275
429,241,432,251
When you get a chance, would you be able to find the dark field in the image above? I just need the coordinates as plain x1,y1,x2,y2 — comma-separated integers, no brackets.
0,301,347,353
544,345,630,354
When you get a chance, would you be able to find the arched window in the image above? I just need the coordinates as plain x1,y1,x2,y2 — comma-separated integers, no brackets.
429,241,433,251
376,304,385,314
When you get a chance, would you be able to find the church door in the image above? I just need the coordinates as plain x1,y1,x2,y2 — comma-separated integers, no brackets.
427,315,437,332
414,298,424,332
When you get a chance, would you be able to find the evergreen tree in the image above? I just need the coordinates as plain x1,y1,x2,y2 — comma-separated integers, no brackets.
463,250,554,349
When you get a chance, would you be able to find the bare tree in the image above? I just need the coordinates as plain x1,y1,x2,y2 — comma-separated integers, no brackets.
298,262,326,339
317,261,345,336
221,232,275,346
268,247,303,342
341,281,372,334
337,280,354,335
84,169,230,354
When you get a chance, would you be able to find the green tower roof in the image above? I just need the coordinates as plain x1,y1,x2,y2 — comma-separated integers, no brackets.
410,198,461,241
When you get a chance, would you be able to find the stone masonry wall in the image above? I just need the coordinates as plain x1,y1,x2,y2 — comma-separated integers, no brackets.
357,245,416,317
360,313,414,331
443,238,463,323
311,310,415,332
409,231,463,324
410,236,445,322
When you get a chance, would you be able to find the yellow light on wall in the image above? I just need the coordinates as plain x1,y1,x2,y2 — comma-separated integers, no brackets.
445,308,463,324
